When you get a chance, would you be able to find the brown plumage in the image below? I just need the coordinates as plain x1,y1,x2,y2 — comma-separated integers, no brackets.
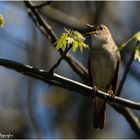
87,24,120,129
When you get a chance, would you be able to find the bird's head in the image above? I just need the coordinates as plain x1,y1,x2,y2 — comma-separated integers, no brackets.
86,24,112,43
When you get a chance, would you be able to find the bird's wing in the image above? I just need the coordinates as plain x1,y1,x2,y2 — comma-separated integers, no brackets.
111,59,120,95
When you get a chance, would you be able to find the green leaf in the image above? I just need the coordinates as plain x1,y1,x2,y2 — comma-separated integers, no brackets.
79,42,88,53
134,43,140,62
119,31,140,51
0,15,5,28
55,28,89,53
133,31,140,41
73,31,85,41
72,40,79,52
72,31,86,43
56,33,68,49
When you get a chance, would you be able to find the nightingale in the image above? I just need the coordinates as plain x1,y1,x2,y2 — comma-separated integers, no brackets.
87,24,120,129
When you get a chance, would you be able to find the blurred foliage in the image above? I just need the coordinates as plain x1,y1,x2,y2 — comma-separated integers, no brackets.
39,89,69,108
119,31,140,62
135,43,140,62
0,15,5,28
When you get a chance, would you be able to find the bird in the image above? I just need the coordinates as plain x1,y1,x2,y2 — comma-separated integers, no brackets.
87,24,120,129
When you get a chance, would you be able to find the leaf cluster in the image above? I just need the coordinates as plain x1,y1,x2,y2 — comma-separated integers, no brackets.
0,15,5,28
55,28,88,53
119,31,140,62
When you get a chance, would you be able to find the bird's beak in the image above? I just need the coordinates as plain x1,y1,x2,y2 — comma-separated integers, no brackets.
86,24,97,35
86,24,94,28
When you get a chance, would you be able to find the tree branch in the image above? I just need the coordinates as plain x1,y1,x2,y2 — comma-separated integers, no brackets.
48,45,72,72
22,1,140,136
94,1,105,24
1,58,139,135
111,104,140,136
24,1,89,83
33,1,52,9
0,58,140,110
39,6,87,31
117,42,139,96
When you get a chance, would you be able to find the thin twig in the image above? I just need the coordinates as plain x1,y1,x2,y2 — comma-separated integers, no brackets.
122,49,140,85
1,58,140,110
117,42,139,96
24,1,57,44
48,45,72,72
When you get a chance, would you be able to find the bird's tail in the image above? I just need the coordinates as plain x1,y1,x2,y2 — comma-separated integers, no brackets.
93,97,106,129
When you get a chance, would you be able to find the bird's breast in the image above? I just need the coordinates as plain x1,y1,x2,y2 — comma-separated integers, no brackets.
89,44,118,90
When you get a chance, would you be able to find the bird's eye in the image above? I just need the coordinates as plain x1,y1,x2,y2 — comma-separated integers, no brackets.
99,26,104,30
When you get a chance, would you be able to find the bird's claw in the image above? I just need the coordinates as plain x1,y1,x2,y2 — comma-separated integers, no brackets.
107,89,115,101
92,85,98,99
92,85,98,93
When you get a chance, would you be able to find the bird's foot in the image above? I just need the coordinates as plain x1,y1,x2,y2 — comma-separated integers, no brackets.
92,85,98,98
92,85,98,93
107,89,115,102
